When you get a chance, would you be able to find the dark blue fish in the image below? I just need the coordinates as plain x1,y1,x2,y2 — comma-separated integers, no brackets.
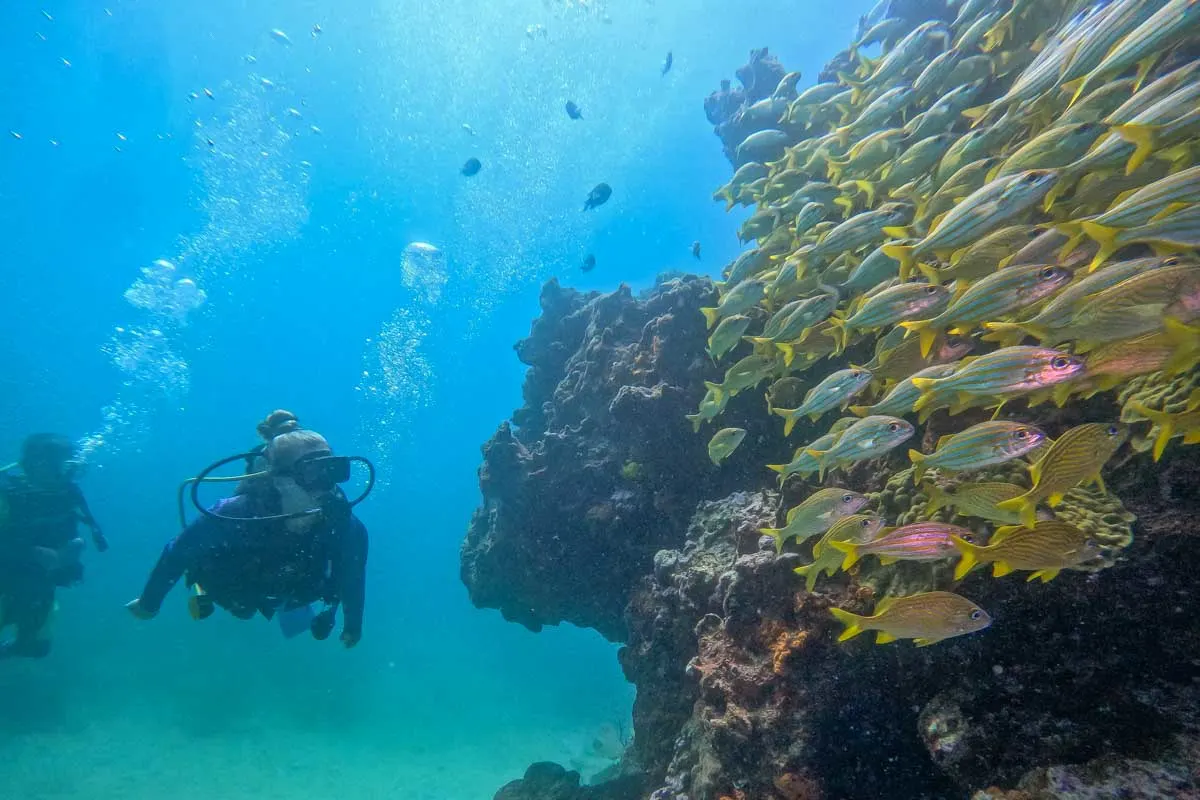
584,182,612,210
461,157,481,176
566,101,583,120
661,51,673,75
582,254,596,272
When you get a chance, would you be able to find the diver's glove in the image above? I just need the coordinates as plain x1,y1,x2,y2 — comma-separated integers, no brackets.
125,598,157,620
341,629,361,649
92,530,109,553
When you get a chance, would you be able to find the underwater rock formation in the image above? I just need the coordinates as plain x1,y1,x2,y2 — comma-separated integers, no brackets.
494,762,650,800
463,275,787,641
704,48,788,166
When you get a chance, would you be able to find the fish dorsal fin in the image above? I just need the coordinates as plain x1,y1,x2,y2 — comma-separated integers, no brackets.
873,595,898,615
934,433,955,451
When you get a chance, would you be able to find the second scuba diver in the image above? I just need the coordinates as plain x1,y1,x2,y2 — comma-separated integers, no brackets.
0,433,108,659
125,418,373,649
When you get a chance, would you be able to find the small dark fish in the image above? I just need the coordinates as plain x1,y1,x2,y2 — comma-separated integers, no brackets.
692,241,702,260
583,182,612,211
461,157,482,176
582,254,596,272
661,51,673,75
565,101,583,120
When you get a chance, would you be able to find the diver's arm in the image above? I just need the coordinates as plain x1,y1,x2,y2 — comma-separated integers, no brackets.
335,517,369,647
72,486,108,552
134,517,220,616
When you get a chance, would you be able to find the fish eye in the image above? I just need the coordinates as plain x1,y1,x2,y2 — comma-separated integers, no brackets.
842,493,853,503
860,518,873,527
888,422,901,432
1039,267,1056,279
1107,424,1120,436
925,285,940,294
969,609,984,621
1164,257,1180,266
1051,355,1072,369
1016,429,1028,439
961,532,976,543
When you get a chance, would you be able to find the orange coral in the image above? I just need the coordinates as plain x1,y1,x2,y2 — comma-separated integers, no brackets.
774,771,824,800
770,629,811,675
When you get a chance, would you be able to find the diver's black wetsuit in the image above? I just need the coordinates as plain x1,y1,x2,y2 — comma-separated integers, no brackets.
0,472,99,657
138,490,368,639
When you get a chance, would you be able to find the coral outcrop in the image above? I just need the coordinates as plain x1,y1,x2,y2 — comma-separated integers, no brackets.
462,275,789,641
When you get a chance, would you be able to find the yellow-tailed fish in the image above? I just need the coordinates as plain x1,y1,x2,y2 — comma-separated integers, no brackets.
805,414,914,479
1067,259,1200,333
994,122,1105,178
992,7,1108,111
955,9,1004,51
1125,392,1200,461
883,171,1059,280
713,353,778,401
1112,106,1200,175
909,420,1047,483
725,247,770,285
834,86,916,144
1103,60,1200,125
924,481,1028,525
738,208,782,243
1055,77,1137,127
773,368,874,434
753,292,840,346
713,162,768,210
832,282,950,350
919,224,1042,284
831,521,981,568
775,322,843,369
849,363,958,417
830,591,991,646
686,381,730,432
792,202,828,239
1057,0,1162,87
811,202,914,259
912,47,962,101
877,133,958,192
902,263,1073,356
1086,165,1200,231
996,422,1130,527
708,427,747,466
851,21,951,95
840,241,908,294
911,346,1085,418
1078,329,1198,396
918,157,1004,230
766,418,858,483
795,515,887,592
952,521,1104,581
869,333,975,383
827,128,907,182
760,487,869,553
983,255,1183,344
766,377,807,414
760,169,811,204
700,279,767,328
706,314,752,362
1069,0,1200,105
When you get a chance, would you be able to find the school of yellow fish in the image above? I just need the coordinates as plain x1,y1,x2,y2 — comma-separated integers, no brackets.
694,0,1200,648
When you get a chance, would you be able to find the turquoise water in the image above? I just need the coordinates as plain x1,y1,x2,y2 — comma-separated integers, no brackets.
0,2,868,797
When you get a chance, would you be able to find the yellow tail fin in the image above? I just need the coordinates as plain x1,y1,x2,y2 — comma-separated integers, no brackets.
1079,220,1121,272
881,243,916,281
950,535,983,580
1112,123,1157,175
829,539,861,571
700,306,721,328
829,607,867,642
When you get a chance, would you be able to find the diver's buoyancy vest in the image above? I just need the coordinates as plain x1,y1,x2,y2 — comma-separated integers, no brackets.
0,474,84,548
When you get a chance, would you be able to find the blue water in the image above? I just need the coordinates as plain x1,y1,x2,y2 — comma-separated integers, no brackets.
0,2,869,797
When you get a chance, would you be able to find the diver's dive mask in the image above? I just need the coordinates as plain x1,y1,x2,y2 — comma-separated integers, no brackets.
278,451,352,494
179,450,376,527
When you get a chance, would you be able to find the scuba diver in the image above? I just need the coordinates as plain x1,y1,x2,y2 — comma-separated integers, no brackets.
0,433,108,659
125,418,374,649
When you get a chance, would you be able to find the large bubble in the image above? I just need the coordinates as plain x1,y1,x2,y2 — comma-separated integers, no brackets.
401,242,448,304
